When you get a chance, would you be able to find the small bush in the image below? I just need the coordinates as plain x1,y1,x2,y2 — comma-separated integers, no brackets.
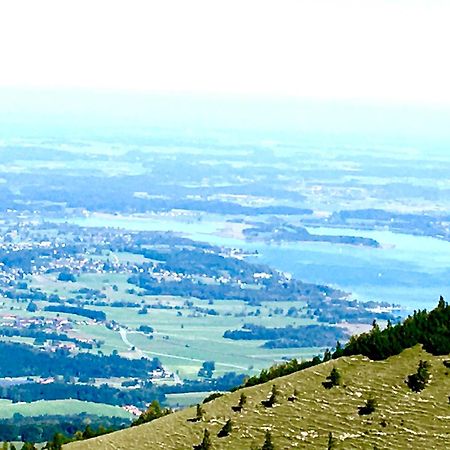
288,388,299,402
232,392,247,412
202,392,223,404
193,429,211,450
323,367,341,389
406,360,430,392
188,404,205,423
358,396,377,415
262,385,279,408
217,419,232,438
261,431,275,450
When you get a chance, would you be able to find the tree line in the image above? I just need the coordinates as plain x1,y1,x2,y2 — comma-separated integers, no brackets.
238,297,449,389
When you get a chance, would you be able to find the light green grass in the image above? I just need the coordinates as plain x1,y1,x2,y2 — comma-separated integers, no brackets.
20,271,324,379
66,345,450,449
0,399,133,420
102,304,321,379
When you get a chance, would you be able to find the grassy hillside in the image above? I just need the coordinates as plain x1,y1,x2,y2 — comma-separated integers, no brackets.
65,345,450,449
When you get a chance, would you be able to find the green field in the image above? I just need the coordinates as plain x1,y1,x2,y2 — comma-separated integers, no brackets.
0,399,133,420
91,302,322,379
20,270,326,380
66,345,450,449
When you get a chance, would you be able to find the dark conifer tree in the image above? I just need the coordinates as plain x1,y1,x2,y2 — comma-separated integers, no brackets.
269,385,279,404
323,367,341,389
327,432,336,450
194,429,212,450
329,367,341,386
239,392,247,408
218,419,233,437
333,341,344,358
261,431,275,450
132,400,170,426
196,404,205,421
358,395,377,415
288,388,299,402
407,360,431,392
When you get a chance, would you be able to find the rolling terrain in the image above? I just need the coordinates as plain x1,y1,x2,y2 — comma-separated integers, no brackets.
66,345,450,449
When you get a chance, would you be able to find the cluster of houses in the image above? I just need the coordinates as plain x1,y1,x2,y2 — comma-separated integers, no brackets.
0,224,141,289
122,404,142,416
0,314,71,331
0,314,96,353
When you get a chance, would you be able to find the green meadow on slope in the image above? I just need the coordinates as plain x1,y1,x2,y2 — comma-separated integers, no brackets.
66,345,450,449
0,399,132,420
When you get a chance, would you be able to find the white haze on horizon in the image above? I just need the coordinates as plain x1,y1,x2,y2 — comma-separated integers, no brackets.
0,0,450,107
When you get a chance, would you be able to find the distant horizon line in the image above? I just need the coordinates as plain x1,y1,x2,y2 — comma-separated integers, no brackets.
1,85,450,111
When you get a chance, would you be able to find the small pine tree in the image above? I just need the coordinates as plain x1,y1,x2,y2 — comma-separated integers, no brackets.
323,348,332,362
132,400,170,426
232,392,247,412
333,341,344,358
196,404,205,421
262,385,279,407
323,367,341,389
288,388,299,402
194,429,212,450
327,432,336,450
261,431,275,450
366,396,377,412
268,385,279,405
82,425,95,439
407,360,431,392
218,419,233,437
358,395,377,415
45,433,64,450
329,367,341,386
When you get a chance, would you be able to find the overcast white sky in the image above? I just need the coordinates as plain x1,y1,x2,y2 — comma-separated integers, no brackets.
0,0,449,106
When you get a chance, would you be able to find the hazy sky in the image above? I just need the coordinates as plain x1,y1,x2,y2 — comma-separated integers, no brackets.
1,0,449,106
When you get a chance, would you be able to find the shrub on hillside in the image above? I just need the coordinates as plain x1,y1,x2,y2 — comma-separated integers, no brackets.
358,396,377,415
406,360,431,392
322,367,341,389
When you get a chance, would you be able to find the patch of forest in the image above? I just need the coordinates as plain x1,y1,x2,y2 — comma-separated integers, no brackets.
223,324,349,348
0,342,161,379
0,414,130,443
244,221,380,247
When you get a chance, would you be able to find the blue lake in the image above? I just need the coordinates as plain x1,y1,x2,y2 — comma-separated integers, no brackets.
63,215,450,312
